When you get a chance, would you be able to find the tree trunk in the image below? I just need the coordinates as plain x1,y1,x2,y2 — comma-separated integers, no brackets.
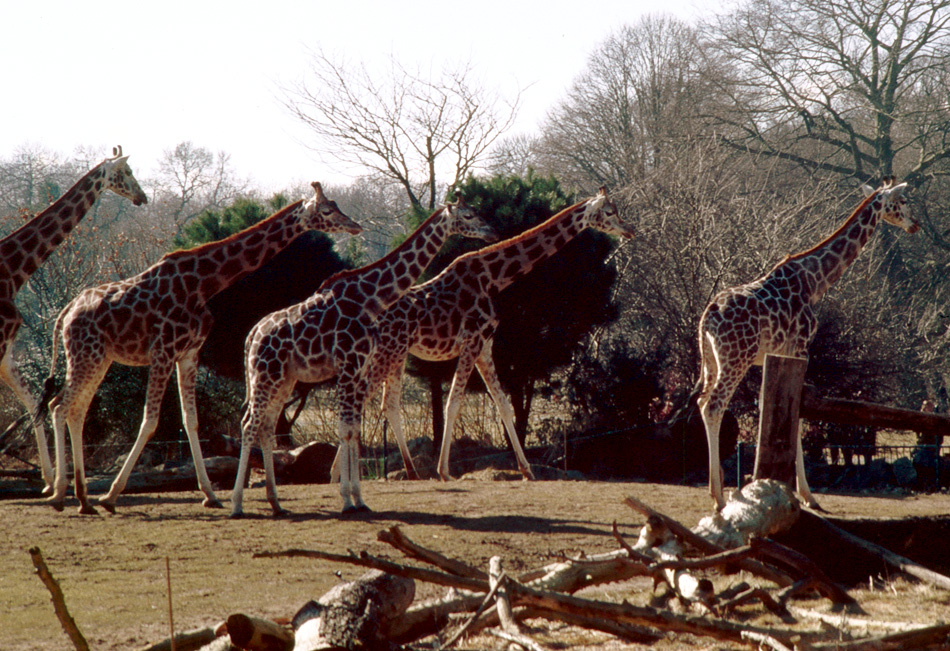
754,355,807,486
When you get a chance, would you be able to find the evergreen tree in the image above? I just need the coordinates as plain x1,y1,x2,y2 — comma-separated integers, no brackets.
406,173,624,447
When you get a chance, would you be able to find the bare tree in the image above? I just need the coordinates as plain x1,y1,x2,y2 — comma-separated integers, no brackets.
281,49,520,211
320,176,408,261
537,15,714,192
0,145,75,218
485,133,541,177
151,141,248,237
707,0,950,187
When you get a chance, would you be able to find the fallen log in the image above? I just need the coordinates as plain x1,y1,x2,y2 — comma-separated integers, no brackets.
225,613,294,651
809,622,950,651
86,457,239,495
136,626,219,651
788,606,936,635
775,510,950,590
801,385,950,436
691,480,801,549
625,481,797,588
257,541,811,648
290,569,414,651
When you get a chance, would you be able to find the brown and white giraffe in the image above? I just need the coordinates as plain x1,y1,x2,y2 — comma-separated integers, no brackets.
697,178,918,510
0,147,147,494
41,183,362,514
231,192,499,517
354,187,634,482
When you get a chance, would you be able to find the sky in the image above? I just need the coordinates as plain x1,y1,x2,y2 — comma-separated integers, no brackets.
2,0,709,193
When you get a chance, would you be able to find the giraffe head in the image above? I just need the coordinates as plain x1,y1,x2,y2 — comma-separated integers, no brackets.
443,190,500,242
305,182,363,235
102,146,148,206
860,177,918,234
583,187,635,239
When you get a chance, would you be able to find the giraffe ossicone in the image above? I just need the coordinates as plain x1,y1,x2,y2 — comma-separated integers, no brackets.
697,178,918,510
232,191,499,518
40,183,360,514
0,147,146,495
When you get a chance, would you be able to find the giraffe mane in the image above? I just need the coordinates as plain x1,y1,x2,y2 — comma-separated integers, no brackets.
445,198,588,266
161,200,305,260
781,188,880,265
318,206,447,290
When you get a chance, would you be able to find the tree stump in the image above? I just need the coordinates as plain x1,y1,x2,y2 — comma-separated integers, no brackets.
754,355,807,486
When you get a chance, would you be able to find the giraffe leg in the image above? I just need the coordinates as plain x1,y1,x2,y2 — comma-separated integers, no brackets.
230,424,253,519
698,333,753,510
699,404,727,511
48,399,69,512
259,412,290,518
0,350,54,494
794,426,823,510
475,340,533,479
175,352,222,508
336,372,371,514
337,420,367,513
380,369,419,479
437,341,480,481
98,360,174,513
48,357,110,513
231,378,292,518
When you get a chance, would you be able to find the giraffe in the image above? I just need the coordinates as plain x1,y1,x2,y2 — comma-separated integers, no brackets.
231,192,499,517
352,187,634,482
697,178,918,510
41,183,362,514
0,147,147,495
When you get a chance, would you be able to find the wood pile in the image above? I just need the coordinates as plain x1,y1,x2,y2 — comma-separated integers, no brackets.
87,479,944,651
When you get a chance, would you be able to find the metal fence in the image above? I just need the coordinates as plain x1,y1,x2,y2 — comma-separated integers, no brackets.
735,443,950,489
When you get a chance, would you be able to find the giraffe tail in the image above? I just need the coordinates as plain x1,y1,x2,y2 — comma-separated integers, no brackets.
31,305,69,425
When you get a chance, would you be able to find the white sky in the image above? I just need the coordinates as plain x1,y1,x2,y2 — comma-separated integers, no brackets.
2,0,708,193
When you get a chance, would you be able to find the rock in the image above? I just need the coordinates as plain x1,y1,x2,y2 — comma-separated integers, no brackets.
892,457,918,487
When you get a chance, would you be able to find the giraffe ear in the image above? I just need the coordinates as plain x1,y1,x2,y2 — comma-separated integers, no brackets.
860,183,875,197
598,186,608,197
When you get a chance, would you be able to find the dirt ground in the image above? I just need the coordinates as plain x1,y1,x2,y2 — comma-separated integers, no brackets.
2,476,950,651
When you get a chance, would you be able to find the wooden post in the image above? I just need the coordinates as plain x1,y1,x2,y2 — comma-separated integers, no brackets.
754,355,808,485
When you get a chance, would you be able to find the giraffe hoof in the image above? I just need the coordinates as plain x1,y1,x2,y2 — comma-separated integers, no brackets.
229,510,245,520
98,501,116,515
41,485,54,498
341,504,371,515
78,504,100,516
47,498,65,512
272,508,291,518
203,497,224,509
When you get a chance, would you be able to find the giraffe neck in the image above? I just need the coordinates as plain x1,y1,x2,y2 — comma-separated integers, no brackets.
321,207,451,316
0,162,109,296
781,193,880,302
163,200,308,301
451,200,589,294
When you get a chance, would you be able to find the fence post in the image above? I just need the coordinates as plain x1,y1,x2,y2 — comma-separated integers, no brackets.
753,354,808,486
